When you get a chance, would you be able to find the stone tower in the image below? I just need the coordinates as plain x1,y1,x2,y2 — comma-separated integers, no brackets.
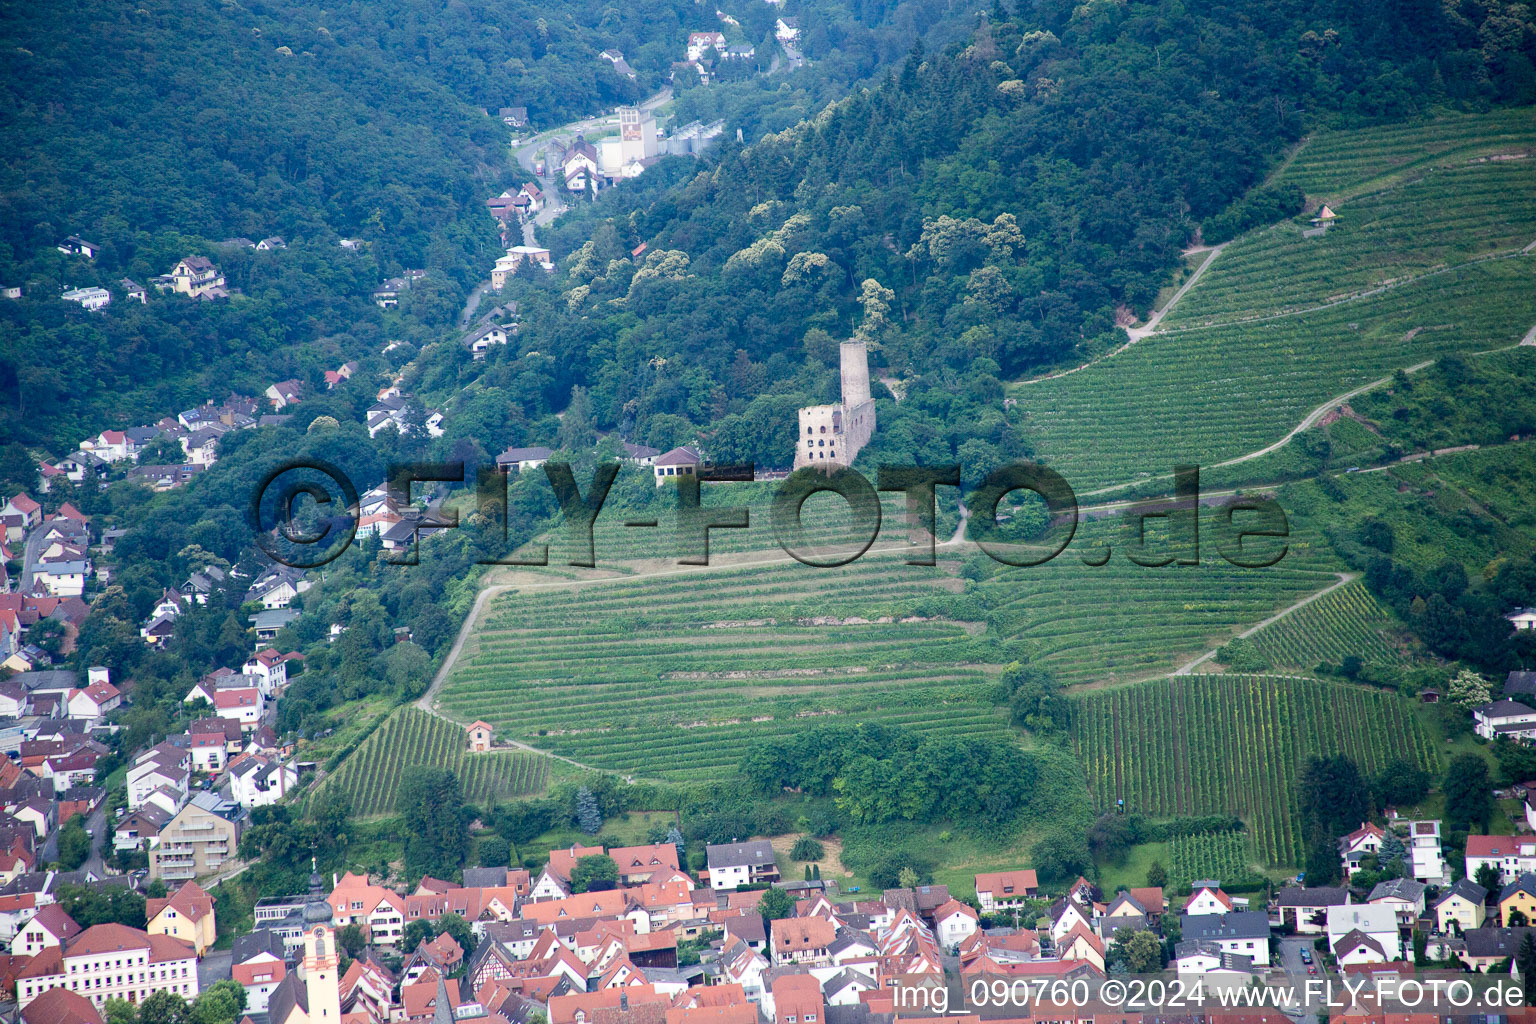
839,340,871,408
793,340,876,469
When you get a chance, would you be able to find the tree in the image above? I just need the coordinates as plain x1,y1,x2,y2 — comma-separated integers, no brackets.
337,924,367,958
1374,758,1431,810
790,837,824,860
1110,929,1164,973
759,887,794,920
1447,669,1494,710
191,980,247,1024
666,824,686,866
1146,862,1167,888
478,836,511,867
403,918,436,951
1377,832,1407,877
56,815,91,870
1444,754,1493,831
1477,863,1504,893
898,866,920,888
437,912,476,962
570,854,619,893
1031,828,1092,884
399,767,469,875
575,786,602,834
1520,931,1536,998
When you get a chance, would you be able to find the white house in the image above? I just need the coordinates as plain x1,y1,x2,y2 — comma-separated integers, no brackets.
65,680,120,721
1325,904,1401,966
704,840,779,890
34,560,88,597
1474,699,1536,740
15,923,200,1012
974,870,1038,912
1180,912,1270,967
58,236,99,259
214,687,264,730
242,650,288,697
1367,878,1426,928
933,899,979,948
465,324,508,359
1183,882,1233,917
653,446,702,485
1507,608,1536,631
188,733,228,773
61,287,111,311
1466,835,1536,884
228,756,296,808
775,17,799,42
495,446,554,474
127,746,190,811
1339,822,1386,877
1404,820,1449,883
15,906,79,958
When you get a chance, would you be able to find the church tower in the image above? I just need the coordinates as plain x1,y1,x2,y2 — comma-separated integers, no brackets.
302,862,343,1021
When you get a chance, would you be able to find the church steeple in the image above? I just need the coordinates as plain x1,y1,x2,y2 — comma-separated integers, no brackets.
302,857,343,1020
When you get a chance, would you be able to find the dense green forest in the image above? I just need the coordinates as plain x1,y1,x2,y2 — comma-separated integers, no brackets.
411,0,1536,475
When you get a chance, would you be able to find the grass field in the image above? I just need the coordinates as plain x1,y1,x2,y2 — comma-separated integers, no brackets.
310,707,551,817
1069,673,1440,865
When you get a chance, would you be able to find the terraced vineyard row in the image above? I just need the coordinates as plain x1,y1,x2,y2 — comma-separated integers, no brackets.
1165,157,1536,326
441,554,1009,779
1246,579,1411,668
1017,258,1536,494
969,512,1344,685
1070,674,1439,866
1167,830,1251,888
312,707,549,817
532,486,953,569
1278,108,1536,198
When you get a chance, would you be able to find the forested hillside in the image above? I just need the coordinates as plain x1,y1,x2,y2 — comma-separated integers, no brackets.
441,0,1536,472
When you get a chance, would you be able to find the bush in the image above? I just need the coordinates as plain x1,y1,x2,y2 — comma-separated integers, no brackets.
790,837,825,861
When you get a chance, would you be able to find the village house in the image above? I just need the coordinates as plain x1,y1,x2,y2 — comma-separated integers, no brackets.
1181,911,1271,966
468,721,495,751
466,323,510,359
496,446,554,474
1432,878,1487,933
493,246,555,288
148,791,243,882
57,235,99,259
704,840,779,890
1326,904,1401,966
1339,821,1386,877
686,32,727,60
15,921,200,1012
1367,878,1426,927
775,17,799,42
1273,885,1349,934
1501,874,1536,925
60,287,111,311
146,881,217,957
264,379,304,410
653,446,702,485
1466,834,1536,883
973,869,1038,912
153,256,227,299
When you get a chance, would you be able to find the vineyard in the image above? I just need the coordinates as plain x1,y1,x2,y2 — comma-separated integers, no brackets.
1070,674,1439,866
439,552,1011,780
1245,579,1412,669
437,496,1366,779
1163,155,1536,327
1016,257,1536,494
1167,830,1255,889
1277,108,1536,199
311,707,550,817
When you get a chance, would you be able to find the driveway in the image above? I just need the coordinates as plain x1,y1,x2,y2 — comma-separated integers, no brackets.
198,950,232,989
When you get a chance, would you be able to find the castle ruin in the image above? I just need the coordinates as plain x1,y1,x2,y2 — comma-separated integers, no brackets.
794,341,876,469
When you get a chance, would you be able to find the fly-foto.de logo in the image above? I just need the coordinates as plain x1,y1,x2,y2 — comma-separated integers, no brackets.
248,459,1289,571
